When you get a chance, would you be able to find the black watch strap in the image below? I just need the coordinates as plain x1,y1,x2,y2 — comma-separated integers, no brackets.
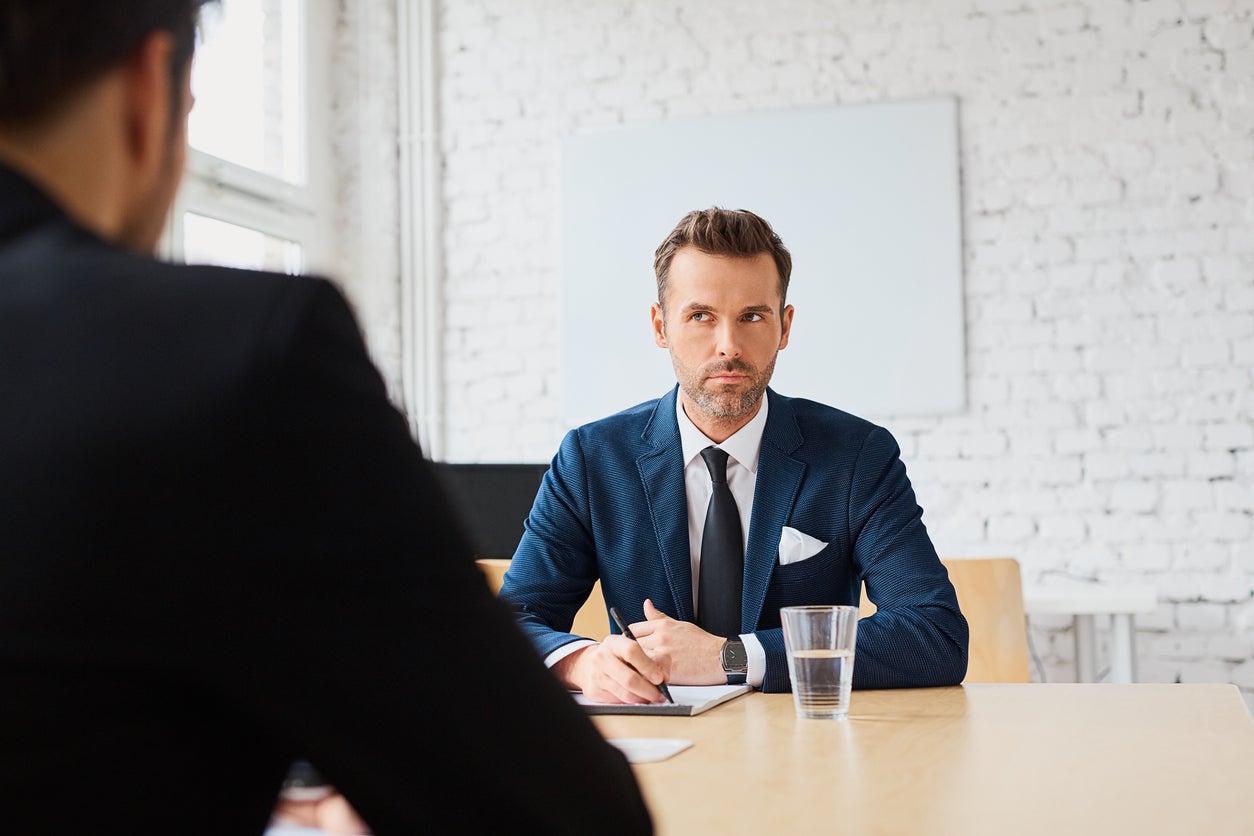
721,639,748,685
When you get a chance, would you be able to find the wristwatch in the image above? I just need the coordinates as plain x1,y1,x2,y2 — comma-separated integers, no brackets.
721,638,748,685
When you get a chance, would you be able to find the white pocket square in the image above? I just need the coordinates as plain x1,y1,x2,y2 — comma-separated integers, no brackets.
778,526,829,566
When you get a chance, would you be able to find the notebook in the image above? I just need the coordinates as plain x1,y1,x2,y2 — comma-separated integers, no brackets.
573,683,752,716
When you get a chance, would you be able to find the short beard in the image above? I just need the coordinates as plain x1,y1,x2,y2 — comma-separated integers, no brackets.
679,356,775,420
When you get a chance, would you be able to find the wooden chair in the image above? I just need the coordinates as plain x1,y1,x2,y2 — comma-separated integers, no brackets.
476,558,610,640
860,557,1031,683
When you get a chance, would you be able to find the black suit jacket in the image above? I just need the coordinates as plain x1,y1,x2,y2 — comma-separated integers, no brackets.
0,164,651,835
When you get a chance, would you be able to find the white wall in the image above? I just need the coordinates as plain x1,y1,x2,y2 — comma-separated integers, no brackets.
414,0,1254,704
329,0,404,405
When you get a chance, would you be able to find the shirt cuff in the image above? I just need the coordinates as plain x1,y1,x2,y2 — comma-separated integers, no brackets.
544,638,598,669
743,632,766,688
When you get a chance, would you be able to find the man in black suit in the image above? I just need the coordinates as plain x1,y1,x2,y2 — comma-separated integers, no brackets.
0,2,652,834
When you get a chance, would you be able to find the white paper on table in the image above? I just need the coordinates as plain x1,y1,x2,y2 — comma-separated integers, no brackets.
607,737,693,763
778,526,829,565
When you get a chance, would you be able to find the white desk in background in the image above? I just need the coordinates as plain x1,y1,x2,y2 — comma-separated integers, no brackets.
1022,582,1158,684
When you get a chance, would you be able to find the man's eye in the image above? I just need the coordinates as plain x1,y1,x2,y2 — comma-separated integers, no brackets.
690,312,711,322
743,313,763,322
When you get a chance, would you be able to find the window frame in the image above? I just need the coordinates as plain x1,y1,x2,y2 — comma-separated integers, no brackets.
162,0,335,276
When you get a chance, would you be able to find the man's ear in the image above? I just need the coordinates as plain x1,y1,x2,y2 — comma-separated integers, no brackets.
778,304,794,350
651,302,668,348
120,32,177,188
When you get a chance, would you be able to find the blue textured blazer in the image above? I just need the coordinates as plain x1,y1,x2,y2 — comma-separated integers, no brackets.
500,386,968,692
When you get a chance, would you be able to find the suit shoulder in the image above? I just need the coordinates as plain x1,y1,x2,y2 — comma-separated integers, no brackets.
771,393,905,464
2,200,339,318
116,251,340,312
97,249,354,348
15,229,362,387
570,394,664,438
551,394,670,467
33,228,343,319
774,393,883,436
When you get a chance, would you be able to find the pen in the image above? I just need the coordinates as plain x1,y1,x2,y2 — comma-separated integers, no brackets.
609,606,674,704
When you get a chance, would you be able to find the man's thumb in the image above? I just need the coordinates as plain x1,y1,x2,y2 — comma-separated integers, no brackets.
643,598,670,620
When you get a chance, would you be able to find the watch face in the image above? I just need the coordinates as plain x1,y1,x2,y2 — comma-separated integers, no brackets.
723,640,748,670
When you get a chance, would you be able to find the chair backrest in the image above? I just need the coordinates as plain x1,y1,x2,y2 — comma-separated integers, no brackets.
476,558,610,641
860,557,1030,683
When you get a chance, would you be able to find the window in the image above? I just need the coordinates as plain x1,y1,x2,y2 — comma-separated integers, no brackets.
181,213,303,274
163,0,333,275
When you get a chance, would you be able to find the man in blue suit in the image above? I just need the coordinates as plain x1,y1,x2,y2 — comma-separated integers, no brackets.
500,208,968,702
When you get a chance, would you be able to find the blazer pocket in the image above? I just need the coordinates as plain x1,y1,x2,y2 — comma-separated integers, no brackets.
772,541,846,594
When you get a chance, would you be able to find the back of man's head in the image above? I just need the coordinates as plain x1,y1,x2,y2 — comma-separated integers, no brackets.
0,0,215,127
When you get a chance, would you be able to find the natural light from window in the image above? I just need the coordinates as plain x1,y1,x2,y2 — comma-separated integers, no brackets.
188,0,305,185
182,213,304,274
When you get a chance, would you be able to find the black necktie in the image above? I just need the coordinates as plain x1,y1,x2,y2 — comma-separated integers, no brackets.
697,446,743,638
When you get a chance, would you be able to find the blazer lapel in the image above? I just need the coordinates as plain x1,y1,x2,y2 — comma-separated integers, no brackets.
636,387,695,622
742,390,805,630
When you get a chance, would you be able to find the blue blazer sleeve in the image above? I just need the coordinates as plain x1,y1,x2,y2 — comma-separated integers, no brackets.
500,428,605,659
843,427,967,689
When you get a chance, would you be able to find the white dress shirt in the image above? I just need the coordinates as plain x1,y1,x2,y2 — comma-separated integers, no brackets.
675,391,768,687
545,393,771,688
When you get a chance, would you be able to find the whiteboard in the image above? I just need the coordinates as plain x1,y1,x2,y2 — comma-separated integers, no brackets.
558,97,965,430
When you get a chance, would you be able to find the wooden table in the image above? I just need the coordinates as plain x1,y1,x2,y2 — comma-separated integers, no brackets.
592,684,1254,836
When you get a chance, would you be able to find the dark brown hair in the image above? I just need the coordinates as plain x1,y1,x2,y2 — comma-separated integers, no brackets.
0,0,216,125
653,207,793,311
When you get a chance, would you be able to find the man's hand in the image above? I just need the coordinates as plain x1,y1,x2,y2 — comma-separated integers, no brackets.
551,634,672,704
630,599,728,685
271,792,371,835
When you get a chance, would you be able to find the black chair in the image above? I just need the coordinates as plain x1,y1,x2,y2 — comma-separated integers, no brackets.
430,462,549,559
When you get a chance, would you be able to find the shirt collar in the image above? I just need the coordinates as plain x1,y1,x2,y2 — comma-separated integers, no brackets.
676,390,769,475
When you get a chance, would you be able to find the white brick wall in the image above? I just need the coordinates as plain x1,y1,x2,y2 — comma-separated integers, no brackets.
424,0,1254,708
329,0,404,403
